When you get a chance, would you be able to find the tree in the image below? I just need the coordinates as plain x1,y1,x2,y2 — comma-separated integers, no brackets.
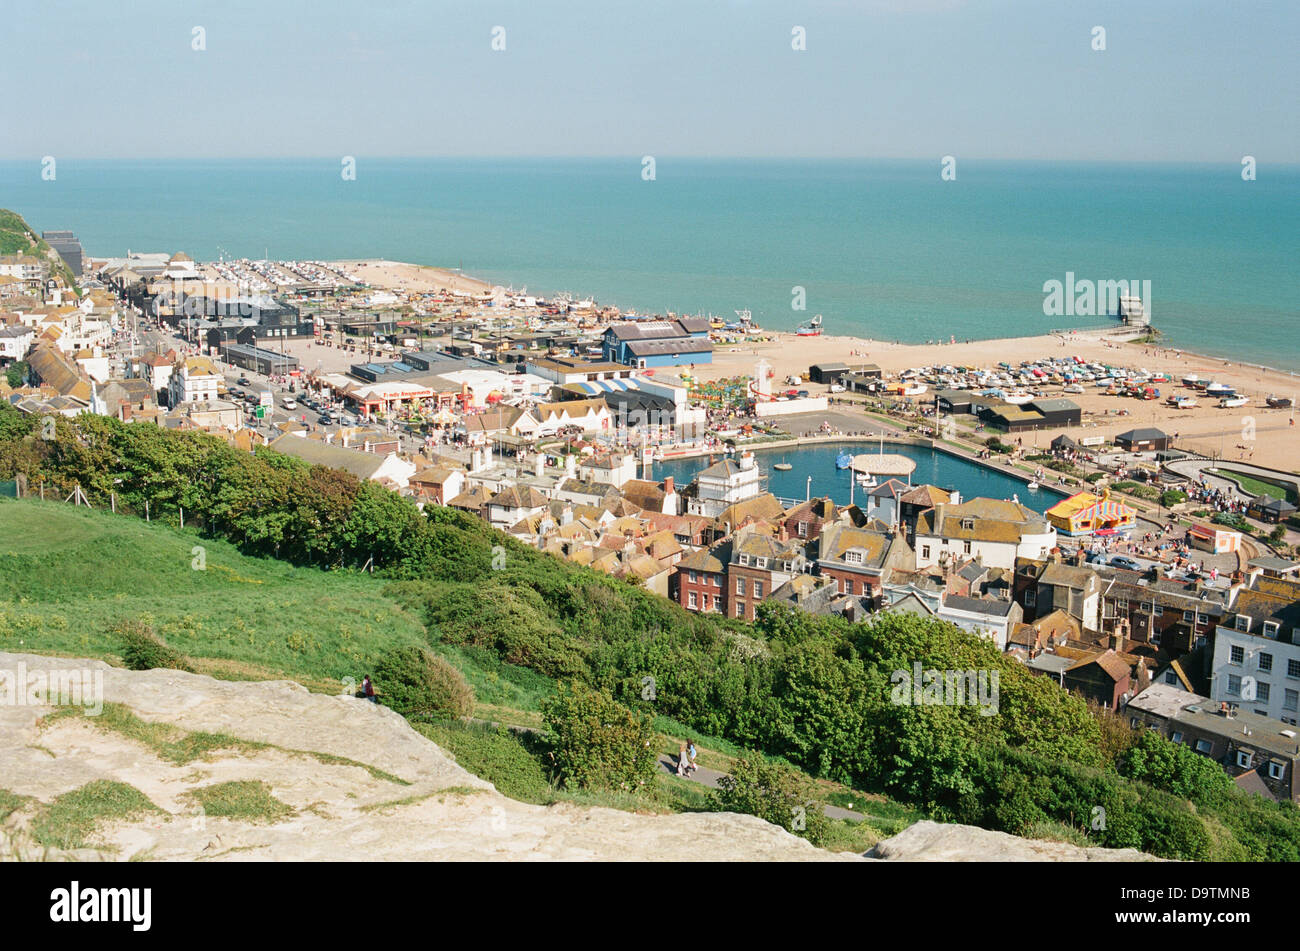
5,360,28,388
540,681,657,791
713,756,830,846
373,646,474,721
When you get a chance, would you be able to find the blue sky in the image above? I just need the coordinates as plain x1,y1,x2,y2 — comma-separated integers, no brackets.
3,0,1296,160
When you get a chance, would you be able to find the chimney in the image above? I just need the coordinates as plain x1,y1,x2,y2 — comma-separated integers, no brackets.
664,476,674,496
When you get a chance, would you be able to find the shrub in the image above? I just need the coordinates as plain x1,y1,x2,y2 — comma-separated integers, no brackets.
1085,472,1107,484
1117,732,1234,803
113,619,194,673
713,756,831,846
1268,525,1287,544
540,681,657,791
373,645,474,720
1160,489,1187,507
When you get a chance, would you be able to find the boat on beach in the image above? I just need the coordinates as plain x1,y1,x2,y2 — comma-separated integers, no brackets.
1266,395,1293,408
797,314,824,336
1218,396,1249,408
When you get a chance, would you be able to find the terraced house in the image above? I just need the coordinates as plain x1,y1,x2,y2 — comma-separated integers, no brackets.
728,527,809,621
816,521,913,605
913,498,1056,571
1209,578,1300,725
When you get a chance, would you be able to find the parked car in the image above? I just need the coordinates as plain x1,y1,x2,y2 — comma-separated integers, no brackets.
318,413,334,426
237,377,252,386
282,398,297,410
829,384,846,393
1108,555,1141,571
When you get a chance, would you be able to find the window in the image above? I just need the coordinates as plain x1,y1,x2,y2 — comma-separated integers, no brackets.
1289,659,1300,679
1230,645,1245,665
1116,598,1129,612
797,522,807,538
921,545,931,559
1196,613,1207,625
1263,621,1280,639
1183,610,1195,623
736,578,746,596
1164,671,1179,685
1269,762,1285,780
1235,614,1252,632
712,594,721,611
688,571,697,583
1171,731,1184,744
845,579,855,595
1256,682,1271,702
753,581,764,599
844,551,863,564
1150,629,1162,646
1141,602,1152,614
1236,751,1253,769
1195,739,1212,754
756,557,768,570
1152,605,1164,617
735,602,745,618
1259,653,1273,673
688,592,697,609
1286,689,1300,713
1227,674,1242,695
1025,589,1036,607
963,540,972,555
738,554,749,567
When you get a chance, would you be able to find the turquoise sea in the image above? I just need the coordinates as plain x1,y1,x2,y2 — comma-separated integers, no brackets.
2,158,1296,368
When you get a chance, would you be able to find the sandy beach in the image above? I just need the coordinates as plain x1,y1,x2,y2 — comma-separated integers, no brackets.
333,259,494,296
707,331,1300,473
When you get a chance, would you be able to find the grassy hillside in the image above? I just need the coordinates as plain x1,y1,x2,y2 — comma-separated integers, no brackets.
0,498,427,687
0,208,80,294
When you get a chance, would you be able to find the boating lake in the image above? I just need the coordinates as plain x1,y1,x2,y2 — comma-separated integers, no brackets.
650,442,1069,514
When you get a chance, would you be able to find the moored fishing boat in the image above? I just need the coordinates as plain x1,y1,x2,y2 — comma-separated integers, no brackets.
797,314,824,336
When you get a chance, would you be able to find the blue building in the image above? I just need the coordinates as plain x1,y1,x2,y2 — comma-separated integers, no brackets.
602,318,713,368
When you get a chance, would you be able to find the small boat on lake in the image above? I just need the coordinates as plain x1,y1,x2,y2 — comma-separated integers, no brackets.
1027,481,1040,491
773,462,793,471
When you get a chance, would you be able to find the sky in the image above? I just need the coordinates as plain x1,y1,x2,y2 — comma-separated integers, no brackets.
2,0,1296,161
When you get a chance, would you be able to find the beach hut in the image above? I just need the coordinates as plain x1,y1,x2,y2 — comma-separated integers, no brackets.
1045,489,1137,537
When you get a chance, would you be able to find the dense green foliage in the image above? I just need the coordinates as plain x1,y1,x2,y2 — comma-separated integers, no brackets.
373,646,474,721
713,757,831,846
3,401,1300,859
5,361,27,388
540,682,657,791
114,618,194,673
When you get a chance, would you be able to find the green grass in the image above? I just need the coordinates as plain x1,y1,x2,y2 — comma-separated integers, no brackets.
32,780,163,850
47,702,411,785
1208,468,1299,506
0,788,29,823
184,781,293,822
0,499,429,686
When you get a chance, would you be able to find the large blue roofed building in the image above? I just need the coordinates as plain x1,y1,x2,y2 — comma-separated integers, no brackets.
602,318,712,368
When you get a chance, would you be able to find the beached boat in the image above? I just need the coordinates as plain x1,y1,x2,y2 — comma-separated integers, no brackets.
1168,396,1198,409
797,314,823,336
1003,391,1035,405
1063,383,1085,394
1266,395,1293,408
1181,374,1203,389
1205,382,1234,397
902,382,928,396
1218,396,1249,408
835,451,853,469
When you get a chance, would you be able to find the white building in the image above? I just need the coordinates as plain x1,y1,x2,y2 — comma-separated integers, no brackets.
168,356,223,407
688,452,763,519
914,498,1057,571
1209,583,1300,725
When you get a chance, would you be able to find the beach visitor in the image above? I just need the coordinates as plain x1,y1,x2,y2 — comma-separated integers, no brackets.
687,740,698,774
676,743,689,777
362,675,377,703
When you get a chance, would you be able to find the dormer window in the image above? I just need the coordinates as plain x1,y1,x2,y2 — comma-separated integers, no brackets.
756,557,768,569
738,554,749,566
1235,615,1252,633
961,517,975,531
844,551,864,564
1263,621,1280,639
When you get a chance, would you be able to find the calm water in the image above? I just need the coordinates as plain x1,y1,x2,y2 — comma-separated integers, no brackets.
651,442,1068,514
2,158,1297,367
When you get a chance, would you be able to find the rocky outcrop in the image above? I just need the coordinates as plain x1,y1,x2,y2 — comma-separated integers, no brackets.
0,653,1152,861
867,820,1159,862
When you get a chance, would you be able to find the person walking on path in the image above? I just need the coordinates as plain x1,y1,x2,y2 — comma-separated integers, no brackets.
676,743,689,777
687,740,699,775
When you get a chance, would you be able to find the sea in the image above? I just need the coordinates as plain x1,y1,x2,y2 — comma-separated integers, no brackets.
2,157,1296,369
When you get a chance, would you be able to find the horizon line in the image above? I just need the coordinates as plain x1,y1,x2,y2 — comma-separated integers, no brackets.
2,155,1298,167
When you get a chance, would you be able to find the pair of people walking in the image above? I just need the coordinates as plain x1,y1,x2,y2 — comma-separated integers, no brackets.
676,740,698,777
